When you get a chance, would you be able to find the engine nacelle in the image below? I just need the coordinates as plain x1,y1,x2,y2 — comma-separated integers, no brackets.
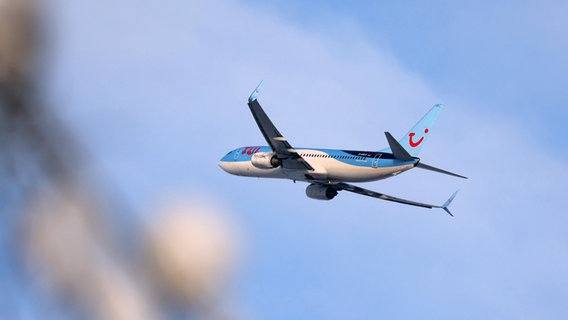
305,184,338,200
251,152,281,169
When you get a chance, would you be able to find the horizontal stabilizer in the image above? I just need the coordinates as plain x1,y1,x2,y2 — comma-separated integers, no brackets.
416,162,468,179
385,132,413,161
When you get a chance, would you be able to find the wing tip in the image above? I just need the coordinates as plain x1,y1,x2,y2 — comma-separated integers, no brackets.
248,80,264,102
441,190,460,217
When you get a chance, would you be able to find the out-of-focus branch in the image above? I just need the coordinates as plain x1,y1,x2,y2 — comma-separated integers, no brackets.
0,1,241,319
0,0,37,86
0,0,79,193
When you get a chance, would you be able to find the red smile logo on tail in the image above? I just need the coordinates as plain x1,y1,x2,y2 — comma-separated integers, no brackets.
409,128,429,147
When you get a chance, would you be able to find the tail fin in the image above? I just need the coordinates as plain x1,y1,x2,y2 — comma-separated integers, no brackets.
398,104,444,157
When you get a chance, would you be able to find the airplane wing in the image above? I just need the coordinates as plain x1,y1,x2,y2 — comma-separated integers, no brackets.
247,81,313,171
334,182,459,216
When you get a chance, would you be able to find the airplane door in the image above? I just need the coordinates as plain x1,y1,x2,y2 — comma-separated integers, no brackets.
372,153,381,168
233,149,240,160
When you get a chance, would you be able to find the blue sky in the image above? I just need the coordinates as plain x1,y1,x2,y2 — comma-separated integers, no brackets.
42,0,568,318
243,0,568,152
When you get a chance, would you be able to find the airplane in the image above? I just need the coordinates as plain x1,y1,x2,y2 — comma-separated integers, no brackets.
219,81,467,215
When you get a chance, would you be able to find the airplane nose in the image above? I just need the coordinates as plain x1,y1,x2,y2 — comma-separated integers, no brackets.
218,160,228,172
219,150,236,173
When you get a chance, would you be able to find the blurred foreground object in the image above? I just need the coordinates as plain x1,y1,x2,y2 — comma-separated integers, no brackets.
146,199,241,318
0,0,37,86
0,0,76,192
0,0,242,318
23,189,241,319
24,185,157,320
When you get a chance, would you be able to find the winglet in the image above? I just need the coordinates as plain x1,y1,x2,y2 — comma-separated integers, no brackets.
248,80,264,102
441,190,459,216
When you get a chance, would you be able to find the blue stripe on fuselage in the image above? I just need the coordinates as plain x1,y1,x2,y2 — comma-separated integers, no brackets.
220,146,417,168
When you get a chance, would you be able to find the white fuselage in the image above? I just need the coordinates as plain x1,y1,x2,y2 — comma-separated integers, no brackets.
219,146,417,183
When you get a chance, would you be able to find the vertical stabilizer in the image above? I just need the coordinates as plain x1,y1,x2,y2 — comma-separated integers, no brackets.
398,104,444,157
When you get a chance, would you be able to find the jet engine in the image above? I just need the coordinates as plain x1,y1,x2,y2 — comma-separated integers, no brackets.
305,184,338,200
251,152,281,169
